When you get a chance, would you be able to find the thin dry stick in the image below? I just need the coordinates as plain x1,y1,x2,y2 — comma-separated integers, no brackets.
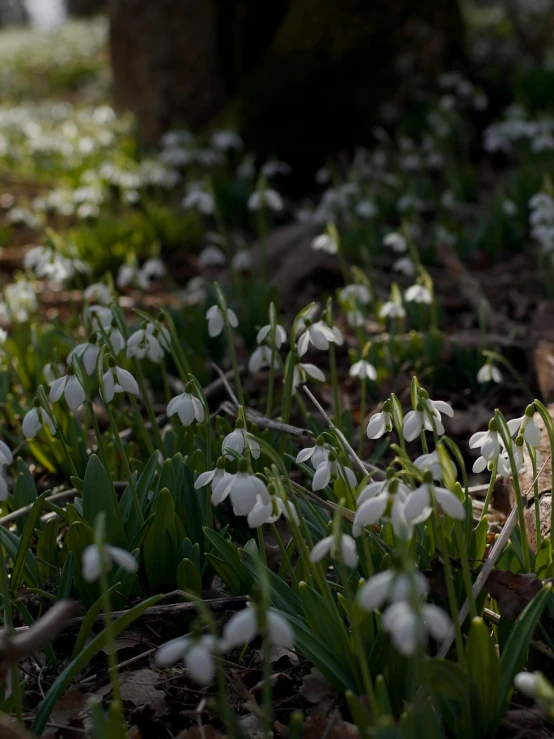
437,454,552,659
302,385,385,478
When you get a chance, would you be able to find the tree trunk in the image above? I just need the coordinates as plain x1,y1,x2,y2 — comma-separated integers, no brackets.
108,0,465,165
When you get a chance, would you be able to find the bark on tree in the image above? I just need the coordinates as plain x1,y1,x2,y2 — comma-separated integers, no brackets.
108,0,466,166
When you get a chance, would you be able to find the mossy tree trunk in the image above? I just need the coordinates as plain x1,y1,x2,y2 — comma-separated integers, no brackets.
108,0,465,165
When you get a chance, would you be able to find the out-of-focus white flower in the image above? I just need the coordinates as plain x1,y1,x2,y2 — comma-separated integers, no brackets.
22,403,56,439
340,284,371,304
248,189,283,212
141,257,166,279
404,285,432,304
382,601,452,656
198,245,227,268
310,534,358,568
49,369,86,411
379,301,406,320
414,451,455,481
292,362,325,390
477,363,502,384
68,338,100,376
296,437,329,469
222,423,260,460
312,456,357,492
350,359,377,381
0,440,12,500
206,305,238,337
155,634,218,685
117,263,149,291
211,130,243,151
84,283,111,304
248,345,279,373
358,569,428,612
126,328,165,363
502,199,517,217
87,305,113,330
384,232,407,252
167,388,205,426
232,251,253,271
392,257,416,277
257,323,287,348
183,188,214,215
261,160,291,178
221,606,293,651
311,233,338,254
102,364,139,403
297,320,337,357
43,362,64,387
82,544,138,583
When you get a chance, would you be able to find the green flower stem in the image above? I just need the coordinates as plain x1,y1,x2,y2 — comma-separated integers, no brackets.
257,206,268,284
279,351,296,456
0,541,22,722
37,386,79,477
481,458,498,517
128,394,155,456
528,444,541,550
511,466,531,571
86,399,111,471
349,604,380,720
270,522,298,588
265,316,277,419
533,401,554,548
223,314,244,408
329,342,342,431
454,523,477,619
357,379,367,458
133,362,167,455
103,398,144,526
257,527,267,566
97,542,121,704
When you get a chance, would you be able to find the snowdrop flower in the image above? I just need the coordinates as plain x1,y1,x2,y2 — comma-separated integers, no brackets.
507,406,541,448
404,285,432,304
296,436,329,469
82,544,138,583
292,362,326,391
211,130,243,151
296,320,336,357
384,232,407,253
339,284,371,305
353,478,415,539
22,400,56,439
0,441,12,500
247,189,284,212
403,407,443,442
358,569,428,612
206,305,238,338
126,328,165,363
356,200,377,219
106,323,126,356
117,263,149,291
68,336,100,376
393,257,416,277
222,419,260,460
87,305,113,330
310,534,358,568
182,188,214,215
379,301,406,320
141,257,166,279
213,460,270,515
477,363,502,384
367,403,392,439
167,384,205,426
414,451,455,481
198,245,227,268
232,251,252,271
49,367,86,411
102,360,140,403
350,359,377,381
382,601,452,656
404,481,465,523
43,362,64,387
248,345,279,373
221,605,293,651
256,323,287,348
503,199,517,217
312,454,357,492
261,159,291,178
346,310,364,328
194,457,232,499
247,494,299,528
156,635,217,685
469,421,500,462
83,282,111,304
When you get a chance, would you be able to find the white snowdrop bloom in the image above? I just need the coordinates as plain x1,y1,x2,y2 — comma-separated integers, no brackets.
182,189,214,215
206,305,239,338
156,635,217,685
232,250,252,271
404,285,432,304
247,189,284,212
350,359,377,381
392,257,416,277
211,129,243,151
87,304,113,330
507,410,541,448
214,469,270,516
383,232,407,253
495,441,525,477
367,407,392,439
382,602,452,656
296,320,336,357
141,257,166,279
469,426,500,462
102,363,140,403
198,245,227,268
346,309,364,328
421,397,454,424
356,200,377,219
312,456,357,492
296,437,329,469
315,167,330,185
292,362,326,391
379,302,406,320
502,199,517,217
116,263,149,291
247,494,299,528
310,534,358,568
105,324,125,356
67,339,100,376
43,362,65,387
403,483,465,524
221,606,293,651
126,329,164,363
340,284,371,305
261,159,291,178
83,282,111,304
82,544,138,583
167,388,205,426
222,423,261,460
311,233,338,254
248,345,279,373
353,479,414,539
477,363,502,384
194,458,232,498
358,569,428,612
22,404,56,439
49,369,86,412
331,325,344,346
256,323,287,348
414,451,455,481
403,409,444,442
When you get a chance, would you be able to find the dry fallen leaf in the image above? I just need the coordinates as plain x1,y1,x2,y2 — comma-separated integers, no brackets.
299,668,335,704
487,571,546,621
99,667,168,716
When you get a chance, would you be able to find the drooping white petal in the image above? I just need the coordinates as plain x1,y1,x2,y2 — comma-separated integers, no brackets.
403,411,422,442
353,496,388,536
194,469,215,489
267,610,294,648
472,456,488,473
296,447,314,464
82,544,102,583
404,485,431,522
367,412,386,439
312,461,331,491
434,488,465,520
0,441,12,466
186,645,215,685
64,376,86,411
102,370,115,402
116,368,139,396
421,604,452,641
357,570,394,611
22,408,41,439
221,608,257,650
340,535,359,568
309,536,332,563
49,376,67,403
155,636,190,667
106,545,138,573
524,420,541,448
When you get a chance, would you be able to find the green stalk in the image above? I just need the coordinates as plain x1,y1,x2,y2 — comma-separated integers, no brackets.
329,341,341,431
133,362,167,455
0,541,22,722
454,523,477,619
528,444,541,549
96,522,121,704
128,394,155,456
481,458,498,517
357,379,366,459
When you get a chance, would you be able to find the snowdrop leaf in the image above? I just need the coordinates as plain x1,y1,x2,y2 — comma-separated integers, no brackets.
203,527,251,593
36,519,59,583
11,490,50,594
82,455,127,549
465,617,501,735
64,522,96,607
57,553,74,602
143,489,180,591
423,659,475,739
13,459,37,535
71,582,120,660
176,557,202,597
